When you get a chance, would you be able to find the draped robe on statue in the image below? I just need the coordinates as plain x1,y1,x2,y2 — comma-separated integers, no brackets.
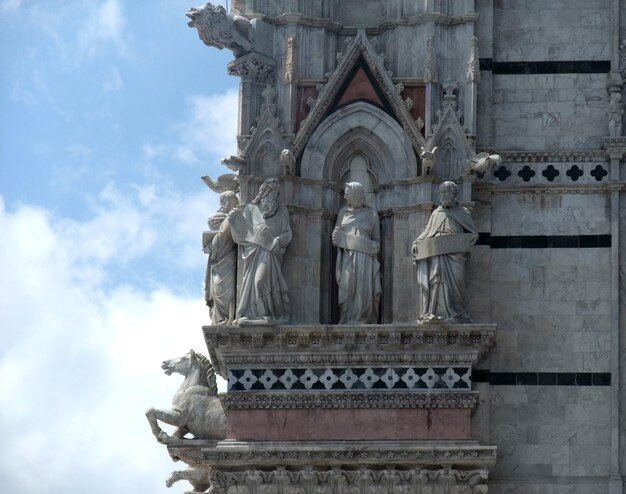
230,203,292,323
205,217,237,325
334,206,382,324
415,205,478,323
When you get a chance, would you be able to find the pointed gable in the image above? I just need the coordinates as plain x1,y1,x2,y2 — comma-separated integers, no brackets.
293,30,426,158
335,64,384,109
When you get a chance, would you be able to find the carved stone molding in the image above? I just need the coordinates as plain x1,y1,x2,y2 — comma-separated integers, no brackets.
489,150,608,163
268,12,480,35
228,53,276,84
221,391,479,409
168,440,497,469
204,324,496,379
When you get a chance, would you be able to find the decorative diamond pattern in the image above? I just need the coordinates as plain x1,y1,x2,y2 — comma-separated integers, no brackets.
227,367,471,391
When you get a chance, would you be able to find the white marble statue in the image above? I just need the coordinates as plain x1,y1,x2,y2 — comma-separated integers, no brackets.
186,2,254,58
204,191,238,325
229,178,292,324
466,153,502,174
145,350,228,443
412,181,478,323
332,182,382,324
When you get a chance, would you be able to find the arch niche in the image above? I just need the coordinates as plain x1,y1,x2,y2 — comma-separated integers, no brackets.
300,102,416,324
300,102,418,192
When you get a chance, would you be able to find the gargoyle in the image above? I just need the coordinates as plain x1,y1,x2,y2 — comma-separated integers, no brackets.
186,3,254,58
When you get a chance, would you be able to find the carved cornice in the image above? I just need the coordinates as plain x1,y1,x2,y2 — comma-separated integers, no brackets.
485,150,608,162
474,183,626,194
265,12,479,35
221,391,479,409
167,440,497,470
222,351,477,367
204,324,497,378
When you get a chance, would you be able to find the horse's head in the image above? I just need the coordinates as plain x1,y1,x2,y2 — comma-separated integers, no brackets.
161,349,198,377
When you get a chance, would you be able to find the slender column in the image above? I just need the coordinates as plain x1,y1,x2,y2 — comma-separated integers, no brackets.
607,143,625,494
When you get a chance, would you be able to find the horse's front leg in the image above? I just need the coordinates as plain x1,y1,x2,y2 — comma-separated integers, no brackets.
145,407,183,443
172,426,189,439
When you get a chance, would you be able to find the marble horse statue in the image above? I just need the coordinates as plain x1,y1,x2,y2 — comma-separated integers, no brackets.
146,349,228,443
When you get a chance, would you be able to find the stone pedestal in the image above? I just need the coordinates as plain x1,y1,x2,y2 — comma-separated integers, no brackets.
166,323,498,492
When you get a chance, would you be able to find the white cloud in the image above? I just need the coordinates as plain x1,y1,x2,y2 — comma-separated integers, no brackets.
143,89,239,167
176,90,239,163
0,186,222,493
77,0,127,58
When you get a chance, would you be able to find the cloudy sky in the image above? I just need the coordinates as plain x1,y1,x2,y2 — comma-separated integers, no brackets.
0,1,237,492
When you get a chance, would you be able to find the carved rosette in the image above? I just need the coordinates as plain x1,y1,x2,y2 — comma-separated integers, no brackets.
228,53,276,84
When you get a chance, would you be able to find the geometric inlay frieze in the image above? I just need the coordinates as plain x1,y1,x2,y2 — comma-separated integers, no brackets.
227,367,472,391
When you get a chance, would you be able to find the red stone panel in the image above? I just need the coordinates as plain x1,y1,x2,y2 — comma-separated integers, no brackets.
226,408,471,440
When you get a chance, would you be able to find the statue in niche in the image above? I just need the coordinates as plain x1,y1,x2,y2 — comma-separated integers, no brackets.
609,91,623,137
203,191,239,325
229,178,292,324
411,181,478,324
332,182,381,324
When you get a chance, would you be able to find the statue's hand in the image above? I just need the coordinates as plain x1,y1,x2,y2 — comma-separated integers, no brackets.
271,238,281,254
411,242,418,257
331,228,339,245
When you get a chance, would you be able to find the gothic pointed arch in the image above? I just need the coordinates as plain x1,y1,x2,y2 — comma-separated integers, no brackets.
427,107,474,179
294,31,426,159
300,101,418,184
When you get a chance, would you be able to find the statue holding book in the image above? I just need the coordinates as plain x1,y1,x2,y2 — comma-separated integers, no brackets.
228,178,292,324
332,182,381,324
412,181,478,323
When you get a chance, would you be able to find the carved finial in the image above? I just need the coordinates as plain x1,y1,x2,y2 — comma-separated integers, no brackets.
443,80,459,111
608,89,624,137
279,149,295,175
395,82,405,94
620,40,626,78
467,36,480,82
404,97,414,111
284,37,296,84
261,85,276,107
424,36,438,84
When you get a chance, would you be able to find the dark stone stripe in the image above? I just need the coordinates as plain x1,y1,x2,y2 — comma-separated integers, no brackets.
479,58,610,74
473,370,611,386
475,234,611,248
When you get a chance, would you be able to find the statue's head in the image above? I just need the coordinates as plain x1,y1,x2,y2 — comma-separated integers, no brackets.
439,181,459,208
252,178,280,218
344,182,367,209
218,190,239,213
